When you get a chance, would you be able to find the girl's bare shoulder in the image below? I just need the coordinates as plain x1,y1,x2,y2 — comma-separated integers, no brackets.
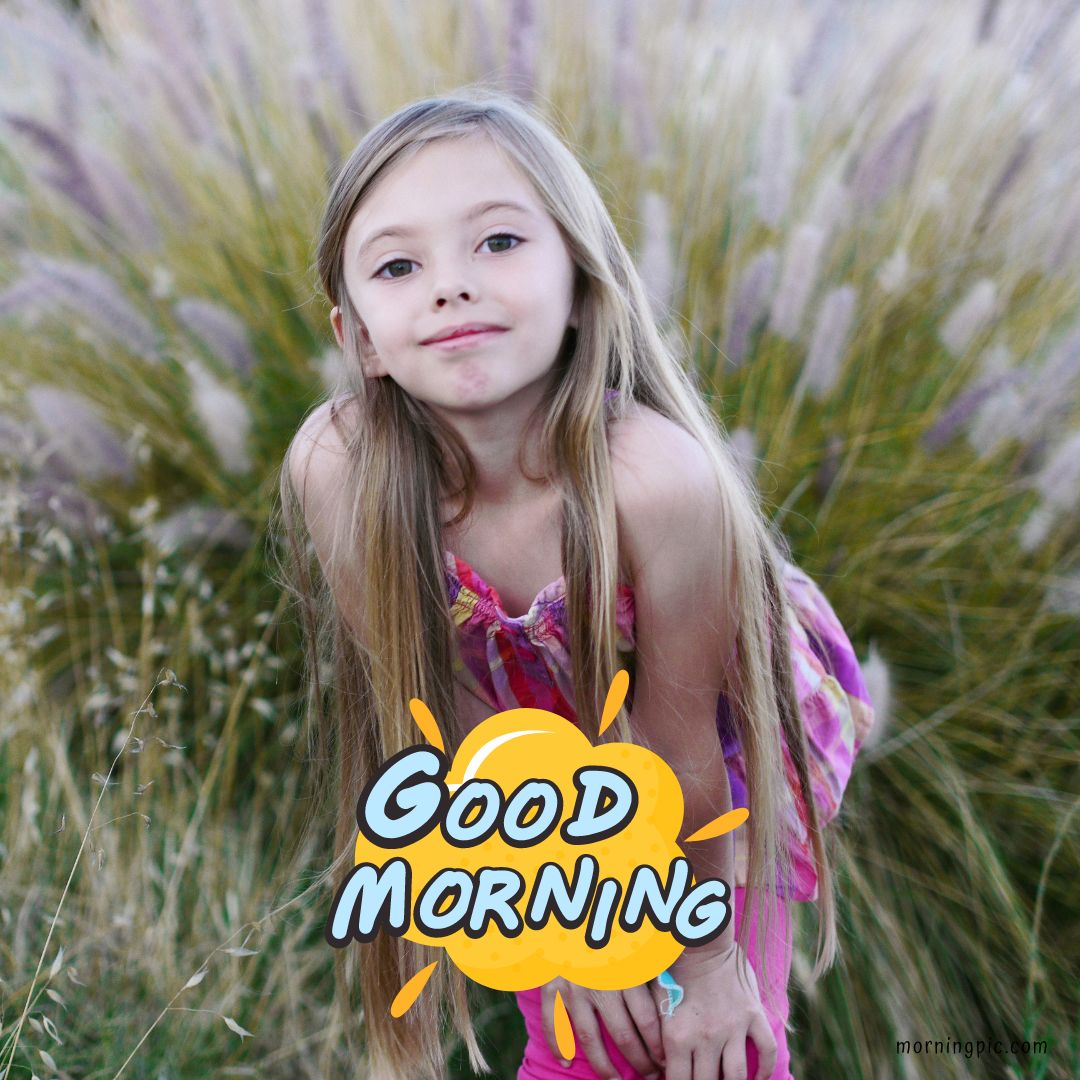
287,396,361,502
285,395,365,574
608,400,713,509
286,397,369,623
608,401,719,581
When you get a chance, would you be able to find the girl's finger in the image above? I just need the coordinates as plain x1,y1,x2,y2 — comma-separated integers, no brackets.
691,1044,723,1080
621,983,666,1071
594,991,660,1078
662,1037,692,1080
720,1034,749,1080
748,1011,778,1080
568,997,621,1079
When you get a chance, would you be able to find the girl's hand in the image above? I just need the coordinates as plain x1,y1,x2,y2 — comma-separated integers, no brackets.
662,943,777,1080
539,976,667,1079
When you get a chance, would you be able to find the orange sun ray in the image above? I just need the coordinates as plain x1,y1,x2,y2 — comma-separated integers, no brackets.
391,960,439,1018
409,697,444,752
683,807,750,843
598,669,629,736
553,988,576,1061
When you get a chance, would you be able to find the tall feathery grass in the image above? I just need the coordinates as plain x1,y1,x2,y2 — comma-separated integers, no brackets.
0,0,1077,1077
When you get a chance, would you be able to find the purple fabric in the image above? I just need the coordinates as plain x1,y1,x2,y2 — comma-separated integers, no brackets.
447,550,875,902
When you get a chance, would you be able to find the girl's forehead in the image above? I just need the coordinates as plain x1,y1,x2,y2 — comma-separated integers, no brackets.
347,136,545,237
387,133,520,185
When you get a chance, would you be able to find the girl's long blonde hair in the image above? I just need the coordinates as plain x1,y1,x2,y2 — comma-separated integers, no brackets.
275,87,835,1080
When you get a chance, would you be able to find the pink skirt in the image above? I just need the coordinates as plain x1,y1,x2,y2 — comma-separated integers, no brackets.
513,886,795,1079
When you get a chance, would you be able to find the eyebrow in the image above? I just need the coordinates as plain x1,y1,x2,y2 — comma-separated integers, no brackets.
356,199,537,262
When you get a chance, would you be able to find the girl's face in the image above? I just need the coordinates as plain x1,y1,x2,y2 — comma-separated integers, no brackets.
333,134,579,418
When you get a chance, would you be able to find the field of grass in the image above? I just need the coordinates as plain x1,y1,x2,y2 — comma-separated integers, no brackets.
0,1,1077,1077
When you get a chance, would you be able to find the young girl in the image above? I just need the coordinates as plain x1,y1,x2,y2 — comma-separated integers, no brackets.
279,89,875,1080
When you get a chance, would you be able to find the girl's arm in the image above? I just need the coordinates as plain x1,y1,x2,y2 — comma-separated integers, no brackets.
614,416,737,959
612,411,778,1080
287,398,368,634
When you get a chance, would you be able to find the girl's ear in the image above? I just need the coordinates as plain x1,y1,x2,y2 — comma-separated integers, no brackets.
330,305,345,349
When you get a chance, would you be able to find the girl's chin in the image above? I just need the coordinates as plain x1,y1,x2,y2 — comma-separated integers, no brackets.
408,372,558,415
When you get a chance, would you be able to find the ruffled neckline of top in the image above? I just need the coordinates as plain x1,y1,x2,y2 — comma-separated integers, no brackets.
444,550,635,627
444,549,567,624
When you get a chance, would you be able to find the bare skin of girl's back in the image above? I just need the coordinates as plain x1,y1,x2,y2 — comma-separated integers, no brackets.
288,393,709,731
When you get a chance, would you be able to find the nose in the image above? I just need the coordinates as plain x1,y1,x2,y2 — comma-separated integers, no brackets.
435,284,472,307
436,289,470,306
431,253,476,308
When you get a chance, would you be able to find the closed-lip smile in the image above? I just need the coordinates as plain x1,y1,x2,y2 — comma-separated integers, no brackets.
421,322,507,344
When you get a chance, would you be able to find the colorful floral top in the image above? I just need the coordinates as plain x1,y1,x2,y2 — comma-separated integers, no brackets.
444,402,876,903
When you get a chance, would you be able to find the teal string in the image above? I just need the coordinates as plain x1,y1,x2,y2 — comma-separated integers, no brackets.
657,968,684,1017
